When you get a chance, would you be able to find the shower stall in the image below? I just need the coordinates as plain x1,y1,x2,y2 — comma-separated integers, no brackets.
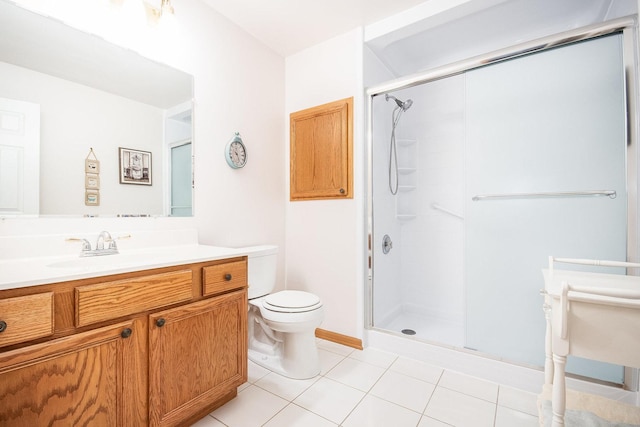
367,17,638,386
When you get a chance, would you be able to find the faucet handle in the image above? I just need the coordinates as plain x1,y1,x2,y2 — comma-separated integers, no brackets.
96,230,113,250
107,239,118,251
66,238,92,252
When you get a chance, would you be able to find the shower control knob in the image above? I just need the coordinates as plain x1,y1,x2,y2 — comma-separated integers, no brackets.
382,235,393,254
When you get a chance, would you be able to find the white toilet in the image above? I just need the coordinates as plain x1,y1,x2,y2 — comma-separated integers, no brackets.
246,245,324,379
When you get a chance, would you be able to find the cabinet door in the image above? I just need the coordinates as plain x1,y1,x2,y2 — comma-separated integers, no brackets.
290,97,353,200
149,289,248,427
0,319,146,426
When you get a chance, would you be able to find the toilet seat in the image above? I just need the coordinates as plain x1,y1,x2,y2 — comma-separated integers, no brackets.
263,290,322,313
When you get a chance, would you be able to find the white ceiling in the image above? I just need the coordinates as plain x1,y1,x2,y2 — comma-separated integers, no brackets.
201,0,428,57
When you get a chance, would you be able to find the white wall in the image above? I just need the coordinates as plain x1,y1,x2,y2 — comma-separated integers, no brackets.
285,29,365,338
0,0,286,282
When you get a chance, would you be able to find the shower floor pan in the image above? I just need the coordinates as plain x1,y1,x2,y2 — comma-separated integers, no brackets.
380,310,464,348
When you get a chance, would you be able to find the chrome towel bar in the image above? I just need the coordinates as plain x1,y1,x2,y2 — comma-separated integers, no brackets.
472,190,616,201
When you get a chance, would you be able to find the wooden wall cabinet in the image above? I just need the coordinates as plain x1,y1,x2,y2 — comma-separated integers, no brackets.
290,97,353,201
0,257,248,427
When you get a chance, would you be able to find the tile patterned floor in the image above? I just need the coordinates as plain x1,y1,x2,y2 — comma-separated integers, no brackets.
191,339,540,427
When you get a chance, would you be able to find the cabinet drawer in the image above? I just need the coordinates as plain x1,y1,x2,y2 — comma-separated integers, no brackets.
76,270,193,327
0,292,54,348
203,260,247,296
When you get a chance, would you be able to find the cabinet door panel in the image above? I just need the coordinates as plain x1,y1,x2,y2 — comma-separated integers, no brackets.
0,320,143,427
290,97,353,200
149,289,247,427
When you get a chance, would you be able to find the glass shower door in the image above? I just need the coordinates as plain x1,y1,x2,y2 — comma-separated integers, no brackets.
465,34,627,383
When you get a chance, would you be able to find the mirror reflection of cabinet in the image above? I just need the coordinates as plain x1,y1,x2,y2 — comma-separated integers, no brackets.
290,97,353,201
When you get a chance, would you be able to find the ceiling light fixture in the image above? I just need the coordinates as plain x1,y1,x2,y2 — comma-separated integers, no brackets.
159,0,174,16
153,0,174,18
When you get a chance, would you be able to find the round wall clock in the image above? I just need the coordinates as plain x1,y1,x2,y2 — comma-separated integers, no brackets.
224,132,247,169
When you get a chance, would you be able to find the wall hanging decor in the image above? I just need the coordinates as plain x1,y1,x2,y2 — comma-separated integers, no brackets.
84,148,100,206
224,132,247,169
119,147,152,185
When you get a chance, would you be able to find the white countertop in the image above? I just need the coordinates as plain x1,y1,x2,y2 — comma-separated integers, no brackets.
0,244,251,290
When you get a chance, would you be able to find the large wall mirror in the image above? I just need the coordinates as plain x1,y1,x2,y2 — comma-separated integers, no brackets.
0,0,194,217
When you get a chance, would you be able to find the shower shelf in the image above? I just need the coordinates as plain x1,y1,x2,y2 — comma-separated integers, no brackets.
395,139,418,220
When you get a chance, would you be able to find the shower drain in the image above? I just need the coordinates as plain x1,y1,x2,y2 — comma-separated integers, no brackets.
401,329,416,335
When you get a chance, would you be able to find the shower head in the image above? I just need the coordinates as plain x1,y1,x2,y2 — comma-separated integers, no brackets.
385,94,413,111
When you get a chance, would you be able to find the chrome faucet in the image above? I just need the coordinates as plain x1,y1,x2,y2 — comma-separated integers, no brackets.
94,231,118,255
66,231,120,257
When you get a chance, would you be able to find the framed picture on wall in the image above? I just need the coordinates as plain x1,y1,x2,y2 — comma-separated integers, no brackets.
85,158,100,173
85,190,100,206
85,173,100,189
119,147,152,185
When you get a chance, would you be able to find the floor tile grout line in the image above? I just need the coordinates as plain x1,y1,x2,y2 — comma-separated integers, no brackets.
288,401,339,426
365,358,442,416
228,342,540,427
493,386,501,427
337,390,369,426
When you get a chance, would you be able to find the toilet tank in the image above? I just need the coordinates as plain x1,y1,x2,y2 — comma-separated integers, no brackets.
243,245,278,299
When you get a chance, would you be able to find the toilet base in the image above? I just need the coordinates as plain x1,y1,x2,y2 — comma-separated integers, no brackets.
248,347,320,380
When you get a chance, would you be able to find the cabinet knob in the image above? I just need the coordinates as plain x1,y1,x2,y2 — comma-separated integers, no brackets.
156,318,166,327
0,320,6,333
121,328,132,339
224,273,232,281
339,188,345,194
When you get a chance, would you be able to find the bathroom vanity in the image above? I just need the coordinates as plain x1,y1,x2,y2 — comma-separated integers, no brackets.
0,245,248,427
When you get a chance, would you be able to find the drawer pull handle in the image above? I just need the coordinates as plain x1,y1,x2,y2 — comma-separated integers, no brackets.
0,320,6,333
224,273,232,281
121,328,132,339
156,318,166,327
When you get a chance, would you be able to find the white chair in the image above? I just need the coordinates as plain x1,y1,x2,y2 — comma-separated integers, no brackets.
542,257,640,427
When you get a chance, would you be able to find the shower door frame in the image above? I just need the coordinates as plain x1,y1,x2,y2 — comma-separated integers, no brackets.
365,15,639,390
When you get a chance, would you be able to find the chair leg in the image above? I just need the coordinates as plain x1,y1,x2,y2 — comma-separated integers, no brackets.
551,353,567,427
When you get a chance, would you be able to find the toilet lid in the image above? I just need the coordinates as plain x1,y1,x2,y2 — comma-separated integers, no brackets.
263,290,322,313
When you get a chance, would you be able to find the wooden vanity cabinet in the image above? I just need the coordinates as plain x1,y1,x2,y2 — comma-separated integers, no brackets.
0,257,248,427
149,289,247,427
0,318,146,426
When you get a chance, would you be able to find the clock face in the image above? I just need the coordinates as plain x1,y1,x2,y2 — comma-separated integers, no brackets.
225,135,247,169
